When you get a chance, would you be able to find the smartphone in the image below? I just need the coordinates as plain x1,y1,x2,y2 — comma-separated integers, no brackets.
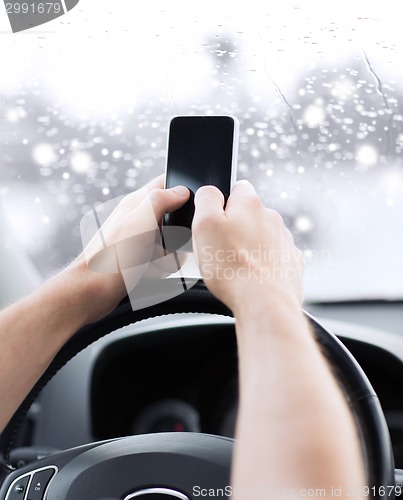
163,115,239,252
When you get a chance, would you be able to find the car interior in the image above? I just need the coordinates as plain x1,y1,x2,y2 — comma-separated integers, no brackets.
0,1,403,499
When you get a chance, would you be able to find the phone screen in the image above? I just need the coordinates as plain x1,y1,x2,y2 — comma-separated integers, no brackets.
164,115,237,231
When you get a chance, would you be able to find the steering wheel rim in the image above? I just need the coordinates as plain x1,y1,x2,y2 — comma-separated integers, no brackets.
0,279,395,499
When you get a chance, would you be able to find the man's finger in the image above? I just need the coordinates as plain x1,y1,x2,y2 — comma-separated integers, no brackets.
117,174,165,212
148,186,190,221
193,185,225,227
225,179,261,213
145,174,165,192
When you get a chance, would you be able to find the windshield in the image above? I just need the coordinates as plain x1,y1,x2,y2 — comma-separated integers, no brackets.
0,0,402,303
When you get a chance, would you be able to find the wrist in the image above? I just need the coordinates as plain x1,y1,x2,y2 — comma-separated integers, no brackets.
14,262,97,353
231,281,302,321
232,283,310,355
41,259,98,336
61,255,126,327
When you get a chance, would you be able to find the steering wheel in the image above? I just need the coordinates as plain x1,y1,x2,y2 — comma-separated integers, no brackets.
0,280,395,500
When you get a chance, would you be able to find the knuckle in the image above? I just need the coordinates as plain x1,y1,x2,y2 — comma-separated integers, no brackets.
266,208,284,226
148,187,163,199
241,192,263,211
148,188,165,205
193,212,219,233
296,248,305,263
117,193,133,208
285,228,295,242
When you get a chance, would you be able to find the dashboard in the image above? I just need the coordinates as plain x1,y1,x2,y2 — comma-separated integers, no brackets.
13,304,403,470
91,323,239,441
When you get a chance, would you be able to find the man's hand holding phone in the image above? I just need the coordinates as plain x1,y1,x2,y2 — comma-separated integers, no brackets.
78,176,190,323
192,180,304,317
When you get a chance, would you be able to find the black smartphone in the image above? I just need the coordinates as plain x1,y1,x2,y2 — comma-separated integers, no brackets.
163,115,239,251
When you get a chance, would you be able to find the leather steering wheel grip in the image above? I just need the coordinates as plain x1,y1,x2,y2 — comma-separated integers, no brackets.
0,280,395,499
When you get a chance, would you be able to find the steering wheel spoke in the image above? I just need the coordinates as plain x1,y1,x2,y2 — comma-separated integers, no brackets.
1,433,232,500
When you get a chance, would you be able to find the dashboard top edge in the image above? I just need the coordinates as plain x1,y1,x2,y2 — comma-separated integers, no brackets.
89,313,236,360
89,311,403,366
